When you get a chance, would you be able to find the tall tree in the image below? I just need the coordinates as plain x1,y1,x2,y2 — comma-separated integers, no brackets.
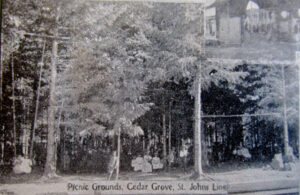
43,38,58,178
254,64,299,158
1,0,61,165
30,41,46,159
11,55,17,158
64,2,248,178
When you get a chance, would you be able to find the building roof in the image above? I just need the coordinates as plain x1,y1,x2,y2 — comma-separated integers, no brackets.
208,0,300,16
256,0,300,10
207,0,250,16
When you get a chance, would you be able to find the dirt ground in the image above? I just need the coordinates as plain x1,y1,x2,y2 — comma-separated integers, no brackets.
0,161,299,183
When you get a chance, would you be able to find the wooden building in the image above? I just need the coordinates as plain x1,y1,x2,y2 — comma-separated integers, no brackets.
205,0,300,46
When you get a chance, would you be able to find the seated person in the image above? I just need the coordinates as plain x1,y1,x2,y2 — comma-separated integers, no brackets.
152,153,163,170
13,155,32,174
144,152,152,162
142,152,152,173
131,155,144,171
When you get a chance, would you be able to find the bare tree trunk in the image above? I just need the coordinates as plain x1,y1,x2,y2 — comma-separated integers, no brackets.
22,125,27,158
30,41,46,159
162,112,167,164
12,55,17,158
142,136,145,152
0,61,2,110
281,65,289,157
22,102,26,157
56,100,64,132
115,127,121,180
1,142,4,164
202,122,209,167
0,14,3,113
168,102,172,172
194,69,203,176
168,101,172,165
0,2,4,163
54,100,64,163
298,62,300,159
147,124,151,153
60,127,64,171
43,39,58,178
22,105,31,158
193,5,205,177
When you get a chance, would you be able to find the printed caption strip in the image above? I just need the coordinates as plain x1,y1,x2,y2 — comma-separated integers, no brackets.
67,181,228,195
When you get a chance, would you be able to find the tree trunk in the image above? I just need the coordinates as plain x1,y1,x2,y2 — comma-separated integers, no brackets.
23,105,31,158
281,65,289,157
30,41,46,159
12,55,17,158
168,101,172,166
54,100,64,163
22,128,27,158
43,39,58,178
1,142,4,164
298,62,300,159
194,70,203,176
142,136,145,152
202,121,209,167
162,112,167,164
21,102,26,157
0,29,3,163
147,124,151,153
60,127,65,171
193,5,205,176
0,19,3,113
115,127,121,180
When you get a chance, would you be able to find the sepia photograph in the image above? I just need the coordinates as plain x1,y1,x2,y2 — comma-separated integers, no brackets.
0,0,299,194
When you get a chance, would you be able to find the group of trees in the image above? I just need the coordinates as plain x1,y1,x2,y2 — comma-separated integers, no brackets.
1,0,299,179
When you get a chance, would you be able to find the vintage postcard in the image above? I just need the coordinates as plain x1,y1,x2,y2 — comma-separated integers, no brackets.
0,0,299,194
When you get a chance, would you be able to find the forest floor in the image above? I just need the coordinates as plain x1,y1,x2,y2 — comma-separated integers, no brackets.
0,161,299,194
